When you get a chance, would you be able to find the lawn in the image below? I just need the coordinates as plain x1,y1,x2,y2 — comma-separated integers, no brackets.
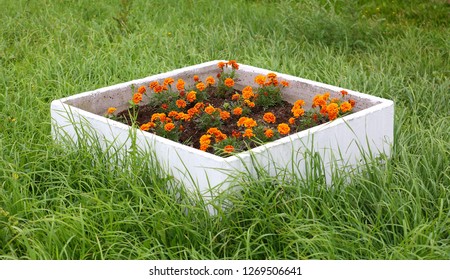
0,0,449,259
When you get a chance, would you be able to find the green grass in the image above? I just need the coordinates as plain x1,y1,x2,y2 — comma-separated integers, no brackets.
1,0,449,259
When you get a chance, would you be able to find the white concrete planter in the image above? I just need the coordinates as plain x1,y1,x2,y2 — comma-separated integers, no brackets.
51,60,394,197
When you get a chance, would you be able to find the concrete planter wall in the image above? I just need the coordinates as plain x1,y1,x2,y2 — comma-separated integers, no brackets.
51,61,394,197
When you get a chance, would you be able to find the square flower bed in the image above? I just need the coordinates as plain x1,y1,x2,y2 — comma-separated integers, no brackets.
51,60,394,197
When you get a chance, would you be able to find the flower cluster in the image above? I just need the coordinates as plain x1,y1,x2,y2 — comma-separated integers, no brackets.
114,60,356,157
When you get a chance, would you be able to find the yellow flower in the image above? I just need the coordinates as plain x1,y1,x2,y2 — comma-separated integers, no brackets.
243,129,254,138
196,82,206,91
220,110,231,120
326,103,339,120
254,75,266,86
340,101,352,113
232,107,242,116
176,99,187,108
224,78,234,88
242,86,254,100
204,105,215,115
107,107,117,115
164,123,175,132
186,91,197,102
205,76,215,86
176,79,185,91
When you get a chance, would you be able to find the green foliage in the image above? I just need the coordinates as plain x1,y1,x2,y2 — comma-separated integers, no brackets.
0,0,449,260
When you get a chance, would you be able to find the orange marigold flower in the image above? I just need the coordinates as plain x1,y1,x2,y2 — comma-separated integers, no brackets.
132,93,142,104
149,81,159,89
204,105,215,115
199,134,212,151
292,108,305,118
187,107,198,117
196,82,206,91
231,130,241,138
340,101,352,113
254,75,266,86
243,128,254,138
245,100,255,108
151,113,166,123
224,145,234,153
263,112,276,124
176,79,185,91
244,118,257,128
140,122,155,131
220,110,231,120
205,76,215,86
168,111,179,118
164,78,174,85
164,123,175,131
277,123,290,135
138,86,146,94
207,127,220,135
176,99,187,108
281,80,289,87
289,117,296,125
216,132,227,142
326,103,339,120
186,90,196,103
193,75,199,82
312,94,326,108
224,78,234,88
242,86,254,100
340,90,348,96
294,99,305,108
349,99,356,107
227,60,239,69
218,61,225,69
231,93,240,101
228,60,236,66
331,97,340,103
267,72,277,80
178,112,191,121
194,102,205,110
153,84,164,93
161,103,168,110
107,107,117,115
264,129,274,138
237,117,247,127
233,107,243,116
323,92,330,100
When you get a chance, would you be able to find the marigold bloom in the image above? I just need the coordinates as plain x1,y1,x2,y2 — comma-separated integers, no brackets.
292,108,305,118
168,111,179,118
244,118,257,128
326,103,339,120
204,105,215,115
218,61,225,68
245,100,255,108
215,132,227,142
196,82,206,91
153,84,164,93
149,81,159,89
267,73,277,80
277,123,290,135
263,112,276,124
140,122,155,131
224,78,234,88
224,145,234,153
199,134,212,151
331,97,340,103
231,130,241,138
254,75,266,86
231,93,240,101
186,108,197,117
176,79,185,91
323,92,330,100
242,86,254,100
178,112,191,121
349,99,356,107
312,94,326,108
138,86,146,94
132,93,142,104
151,113,166,122
289,117,296,125
140,122,151,131
176,99,187,108
164,123,175,131
281,80,289,87
205,76,215,86
194,102,205,110
264,129,274,138
243,129,254,138
161,103,168,110
228,60,239,69
107,107,117,115
233,107,243,116
193,75,199,82
164,78,174,85
207,127,220,135
294,99,305,107
340,90,348,96
340,101,352,113
186,91,196,103
220,110,231,120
